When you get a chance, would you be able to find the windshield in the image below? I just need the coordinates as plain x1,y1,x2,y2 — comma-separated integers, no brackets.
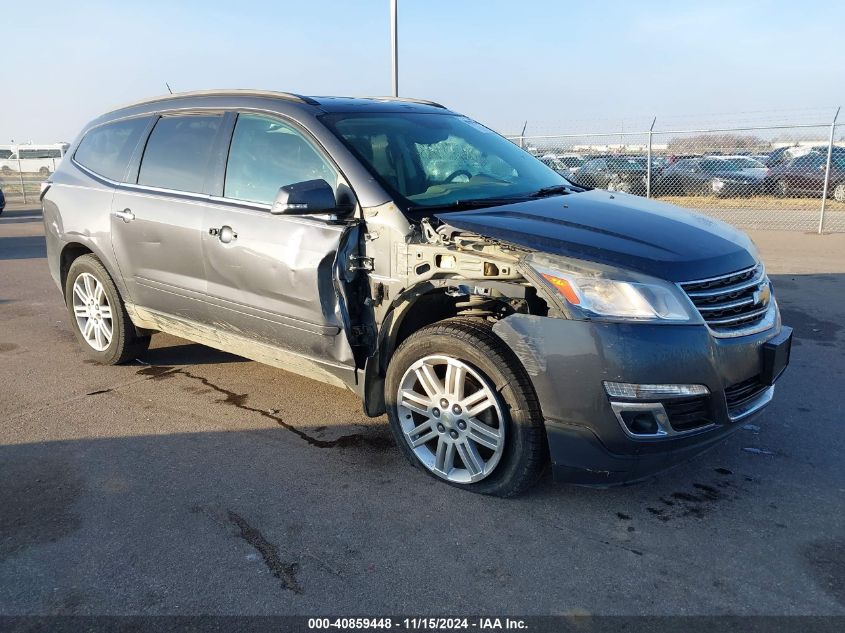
322,112,569,209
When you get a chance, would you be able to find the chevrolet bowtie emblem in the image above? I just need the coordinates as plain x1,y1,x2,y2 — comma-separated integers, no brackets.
753,283,771,306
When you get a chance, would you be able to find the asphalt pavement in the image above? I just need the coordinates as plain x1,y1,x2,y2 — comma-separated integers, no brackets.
1,204,844,615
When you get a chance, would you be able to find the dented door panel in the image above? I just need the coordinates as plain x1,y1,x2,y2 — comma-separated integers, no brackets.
201,201,356,366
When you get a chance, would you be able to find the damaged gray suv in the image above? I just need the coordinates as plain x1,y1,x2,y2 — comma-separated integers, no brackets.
43,90,792,496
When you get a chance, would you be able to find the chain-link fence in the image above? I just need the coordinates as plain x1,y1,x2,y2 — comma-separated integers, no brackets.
0,154,63,206
509,112,844,233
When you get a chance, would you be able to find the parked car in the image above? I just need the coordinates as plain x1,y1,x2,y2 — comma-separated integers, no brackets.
0,186,5,215
709,155,768,178
764,151,845,200
569,155,648,194
42,90,791,496
656,158,767,197
539,153,585,175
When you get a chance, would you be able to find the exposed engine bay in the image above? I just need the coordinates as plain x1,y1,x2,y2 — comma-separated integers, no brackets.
373,216,551,328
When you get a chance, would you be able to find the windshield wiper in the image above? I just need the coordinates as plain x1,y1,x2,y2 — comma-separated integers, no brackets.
408,197,532,213
528,184,582,198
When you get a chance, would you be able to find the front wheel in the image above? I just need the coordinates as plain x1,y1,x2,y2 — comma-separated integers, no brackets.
833,183,845,203
385,318,547,497
64,254,150,364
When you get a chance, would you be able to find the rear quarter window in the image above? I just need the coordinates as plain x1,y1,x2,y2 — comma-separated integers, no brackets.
74,117,151,181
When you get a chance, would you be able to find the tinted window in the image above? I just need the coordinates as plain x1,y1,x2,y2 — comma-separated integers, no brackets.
0,150,11,159
138,115,222,193
74,117,150,181
792,153,824,168
224,114,337,205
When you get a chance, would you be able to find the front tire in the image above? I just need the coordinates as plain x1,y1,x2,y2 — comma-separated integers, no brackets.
64,254,150,364
833,183,845,203
385,317,547,497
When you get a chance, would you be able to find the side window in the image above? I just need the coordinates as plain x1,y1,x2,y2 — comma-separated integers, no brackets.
74,117,150,181
793,153,822,168
224,114,337,205
138,115,222,193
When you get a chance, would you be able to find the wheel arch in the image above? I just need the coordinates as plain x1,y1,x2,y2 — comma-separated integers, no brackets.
59,240,131,306
363,286,461,416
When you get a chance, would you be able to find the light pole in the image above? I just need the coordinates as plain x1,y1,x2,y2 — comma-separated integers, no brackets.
390,0,398,96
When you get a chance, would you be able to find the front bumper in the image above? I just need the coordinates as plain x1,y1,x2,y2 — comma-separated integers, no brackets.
492,314,790,485
715,181,763,197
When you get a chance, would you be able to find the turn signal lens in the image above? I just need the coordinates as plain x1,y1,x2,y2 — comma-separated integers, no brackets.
541,273,581,305
604,382,710,399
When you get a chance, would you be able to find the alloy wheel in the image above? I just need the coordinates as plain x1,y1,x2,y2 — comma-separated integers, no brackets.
71,272,113,351
396,355,506,484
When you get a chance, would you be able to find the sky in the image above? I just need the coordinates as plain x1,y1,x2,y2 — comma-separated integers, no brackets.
2,0,844,143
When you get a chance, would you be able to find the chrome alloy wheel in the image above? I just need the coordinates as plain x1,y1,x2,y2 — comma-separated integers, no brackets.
71,272,113,351
396,355,506,484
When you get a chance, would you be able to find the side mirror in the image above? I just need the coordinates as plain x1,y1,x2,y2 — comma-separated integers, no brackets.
270,179,337,215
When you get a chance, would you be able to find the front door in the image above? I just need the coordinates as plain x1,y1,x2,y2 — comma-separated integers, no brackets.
200,113,362,381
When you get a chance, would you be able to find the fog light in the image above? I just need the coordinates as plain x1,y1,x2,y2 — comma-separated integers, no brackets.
610,402,671,438
620,410,659,435
603,382,709,399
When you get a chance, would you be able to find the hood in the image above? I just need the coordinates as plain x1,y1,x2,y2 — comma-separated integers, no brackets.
435,190,757,282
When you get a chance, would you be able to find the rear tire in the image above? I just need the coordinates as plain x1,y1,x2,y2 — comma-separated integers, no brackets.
64,254,150,365
385,317,547,497
776,179,789,197
833,183,845,203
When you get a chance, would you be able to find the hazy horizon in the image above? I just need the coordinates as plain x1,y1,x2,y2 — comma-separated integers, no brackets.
2,0,844,143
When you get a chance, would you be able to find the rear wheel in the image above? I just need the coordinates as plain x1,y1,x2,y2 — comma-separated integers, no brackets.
776,179,790,197
385,318,547,497
64,254,150,364
833,183,845,203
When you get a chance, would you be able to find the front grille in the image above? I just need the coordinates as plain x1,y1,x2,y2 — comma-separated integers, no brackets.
663,396,713,432
679,264,772,334
725,375,769,412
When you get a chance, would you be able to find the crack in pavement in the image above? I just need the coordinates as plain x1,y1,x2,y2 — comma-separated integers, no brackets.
227,510,302,594
138,365,394,451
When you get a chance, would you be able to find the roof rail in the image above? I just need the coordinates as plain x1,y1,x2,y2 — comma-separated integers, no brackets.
360,96,447,109
105,89,319,115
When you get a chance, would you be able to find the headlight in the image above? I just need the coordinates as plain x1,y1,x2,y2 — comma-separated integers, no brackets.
526,253,700,323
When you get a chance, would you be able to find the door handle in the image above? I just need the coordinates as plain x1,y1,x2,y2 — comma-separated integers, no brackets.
112,208,135,222
210,225,237,243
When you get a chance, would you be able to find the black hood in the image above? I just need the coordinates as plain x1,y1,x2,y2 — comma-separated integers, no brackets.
436,190,758,282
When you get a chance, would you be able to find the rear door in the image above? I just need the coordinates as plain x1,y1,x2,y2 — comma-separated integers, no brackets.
200,112,368,377
110,113,227,323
